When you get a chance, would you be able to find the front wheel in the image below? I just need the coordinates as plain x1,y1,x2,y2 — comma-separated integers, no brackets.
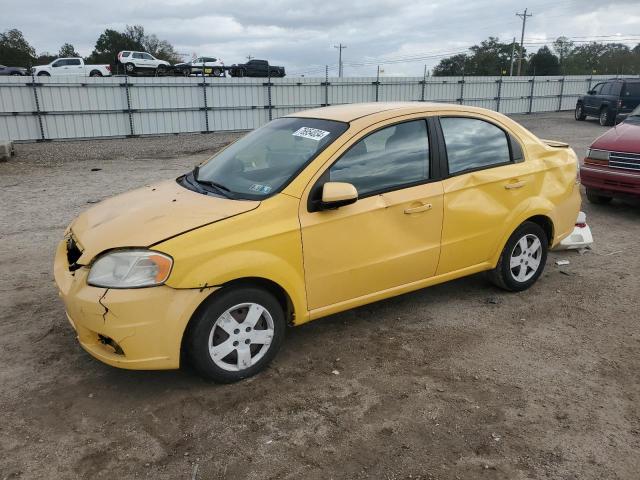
156,65,167,76
488,221,548,292
186,287,285,382
212,67,222,77
125,63,135,74
575,103,586,120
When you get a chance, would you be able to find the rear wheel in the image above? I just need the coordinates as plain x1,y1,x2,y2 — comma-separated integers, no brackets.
575,103,586,120
586,188,613,204
212,67,222,77
89,70,102,77
37,71,50,76
156,65,167,76
599,107,614,126
488,221,548,292
186,287,285,383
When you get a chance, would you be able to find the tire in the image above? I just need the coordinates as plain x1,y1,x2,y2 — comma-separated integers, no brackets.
10,72,23,76
236,68,245,78
488,221,548,292
575,103,586,120
586,188,612,204
89,70,102,77
156,65,167,76
125,62,135,74
186,286,286,383
599,107,614,126
212,67,222,77
37,71,50,76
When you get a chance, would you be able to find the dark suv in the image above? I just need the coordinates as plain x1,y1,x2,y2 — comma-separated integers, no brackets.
575,79,640,126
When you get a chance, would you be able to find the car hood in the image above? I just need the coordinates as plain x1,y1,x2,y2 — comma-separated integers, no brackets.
591,121,640,154
70,179,259,264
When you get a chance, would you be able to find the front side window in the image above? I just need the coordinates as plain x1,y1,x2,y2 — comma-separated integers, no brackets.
193,117,348,199
52,60,63,67
329,120,430,196
600,83,612,95
440,117,511,174
591,83,603,94
143,53,154,60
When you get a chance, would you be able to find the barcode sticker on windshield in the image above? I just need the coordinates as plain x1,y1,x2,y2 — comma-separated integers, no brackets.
292,127,330,141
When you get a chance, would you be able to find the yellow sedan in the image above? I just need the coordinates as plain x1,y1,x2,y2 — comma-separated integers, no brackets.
54,102,581,382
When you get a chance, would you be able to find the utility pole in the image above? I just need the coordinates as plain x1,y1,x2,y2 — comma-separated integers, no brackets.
334,43,347,77
246,54,254,61
509,37,516,76
516,8,532,76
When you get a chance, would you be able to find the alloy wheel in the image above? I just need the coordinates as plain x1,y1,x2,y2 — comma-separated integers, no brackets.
509,234,542,282
208,302,275,372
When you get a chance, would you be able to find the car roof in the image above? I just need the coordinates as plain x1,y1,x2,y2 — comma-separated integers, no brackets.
288,102,488,122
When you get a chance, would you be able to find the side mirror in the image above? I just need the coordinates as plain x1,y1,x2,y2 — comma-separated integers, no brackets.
320,182,358,210
587,90,596,95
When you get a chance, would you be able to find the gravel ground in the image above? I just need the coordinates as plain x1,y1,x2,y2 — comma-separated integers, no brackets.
1,112,639,480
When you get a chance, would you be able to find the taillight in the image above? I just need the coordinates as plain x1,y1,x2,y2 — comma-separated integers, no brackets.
106,65,111,71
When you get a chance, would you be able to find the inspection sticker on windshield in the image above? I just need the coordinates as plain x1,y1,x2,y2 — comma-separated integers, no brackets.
249,183,272,194
292,127,330,141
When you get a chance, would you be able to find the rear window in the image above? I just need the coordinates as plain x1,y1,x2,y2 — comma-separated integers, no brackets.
623,83,640,96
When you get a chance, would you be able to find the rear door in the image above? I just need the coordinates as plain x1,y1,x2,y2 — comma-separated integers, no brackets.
66,58,83,75
436,114,535,275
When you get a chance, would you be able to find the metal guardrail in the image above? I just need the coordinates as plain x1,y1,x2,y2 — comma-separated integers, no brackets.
0,73,636,141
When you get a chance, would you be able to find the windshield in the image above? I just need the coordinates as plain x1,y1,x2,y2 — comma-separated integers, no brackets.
192,117,348,199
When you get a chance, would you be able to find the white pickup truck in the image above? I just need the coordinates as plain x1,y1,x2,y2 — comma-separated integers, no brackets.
32,58,112,77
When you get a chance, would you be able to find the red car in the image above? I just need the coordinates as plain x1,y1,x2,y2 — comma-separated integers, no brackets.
580,105,640,203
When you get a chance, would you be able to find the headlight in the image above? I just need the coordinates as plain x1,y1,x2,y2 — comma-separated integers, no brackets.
88,250,173,288
587,148,609,161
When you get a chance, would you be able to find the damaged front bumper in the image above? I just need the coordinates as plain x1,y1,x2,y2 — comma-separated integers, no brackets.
53,239,214,370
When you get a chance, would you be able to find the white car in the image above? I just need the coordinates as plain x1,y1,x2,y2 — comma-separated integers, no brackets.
32,58,112,77
174,56,225,77
117,51,171,75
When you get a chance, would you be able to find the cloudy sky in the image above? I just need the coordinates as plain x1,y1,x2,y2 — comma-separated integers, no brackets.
4,0,640,76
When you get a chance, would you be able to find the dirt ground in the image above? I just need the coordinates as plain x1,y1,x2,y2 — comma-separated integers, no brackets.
1,112,639,480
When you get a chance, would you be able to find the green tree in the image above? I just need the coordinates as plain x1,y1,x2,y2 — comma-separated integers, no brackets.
35,52,57,65
58,43,80,58
432,53,469,76
143,34,181,63
528,46,560,75
0,28,36,67
86,28,143,65
468,37,516,75
552,36,574,74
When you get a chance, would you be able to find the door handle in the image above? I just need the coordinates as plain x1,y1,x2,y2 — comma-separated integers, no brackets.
404,203,432,214
504,180,527,190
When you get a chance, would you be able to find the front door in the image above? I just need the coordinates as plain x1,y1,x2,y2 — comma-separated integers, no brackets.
583,82,604,114
435,115,536,275
300,118,443,311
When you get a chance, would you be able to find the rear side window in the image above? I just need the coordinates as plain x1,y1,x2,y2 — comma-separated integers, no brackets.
68,59,81,66
329,120,430,196
440,117,511,174
133,53,143,59
623,83,640,96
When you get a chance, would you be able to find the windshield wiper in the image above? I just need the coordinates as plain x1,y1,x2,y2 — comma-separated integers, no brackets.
193,166,233,198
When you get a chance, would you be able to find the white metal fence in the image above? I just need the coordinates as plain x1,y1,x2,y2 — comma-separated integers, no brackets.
0,74,635,141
